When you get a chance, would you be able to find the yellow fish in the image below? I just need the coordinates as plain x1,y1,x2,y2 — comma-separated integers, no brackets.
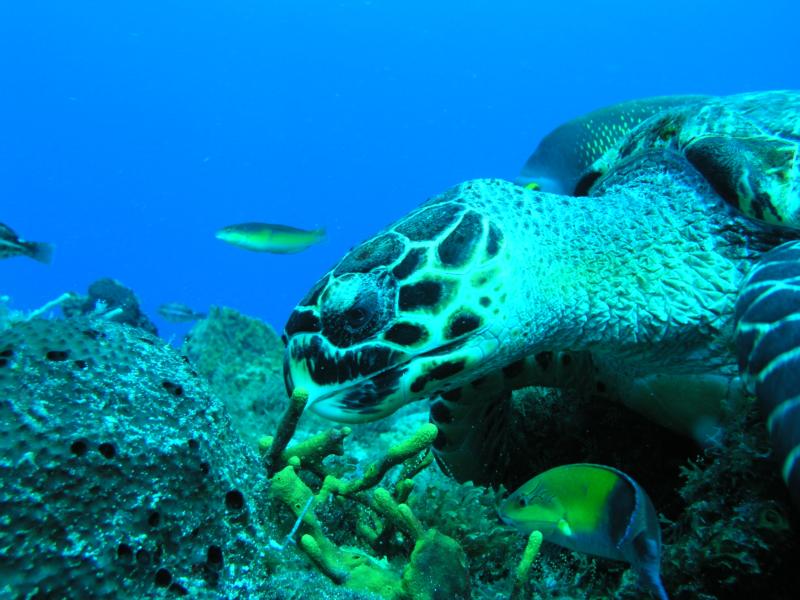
215,222,325,254
499,463,667,600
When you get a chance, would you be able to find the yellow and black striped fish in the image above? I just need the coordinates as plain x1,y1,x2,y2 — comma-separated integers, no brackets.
499,463,668,600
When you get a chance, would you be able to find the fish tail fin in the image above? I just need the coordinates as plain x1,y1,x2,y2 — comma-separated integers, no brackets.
640,564,669,600
27,241,54,264
315,227,326,239
652,578,669,600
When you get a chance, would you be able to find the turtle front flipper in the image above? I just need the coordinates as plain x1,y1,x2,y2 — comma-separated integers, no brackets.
431,386,516,486
735,240,800,507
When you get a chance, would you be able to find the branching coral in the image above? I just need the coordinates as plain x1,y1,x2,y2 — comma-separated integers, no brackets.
511,530,544,600
261,390,470,599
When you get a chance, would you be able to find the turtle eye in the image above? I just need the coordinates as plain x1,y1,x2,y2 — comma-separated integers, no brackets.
517,497,528,508
319,272,397,348
345,306,369,329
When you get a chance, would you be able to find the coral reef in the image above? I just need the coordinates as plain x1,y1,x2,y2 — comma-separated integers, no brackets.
0,292,74,331
0,300,798,599
183,306,286,447
262,399,469,599
0,317,271,597
62,277,158,334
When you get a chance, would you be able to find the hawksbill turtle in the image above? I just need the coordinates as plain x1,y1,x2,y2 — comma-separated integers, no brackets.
281,91,800,508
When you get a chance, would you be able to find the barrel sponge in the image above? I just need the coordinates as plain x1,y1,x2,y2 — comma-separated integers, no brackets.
182,306,286,447
0,318,270,597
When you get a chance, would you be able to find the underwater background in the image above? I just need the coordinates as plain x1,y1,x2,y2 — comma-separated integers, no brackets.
3,1,800,599
2,0,799,338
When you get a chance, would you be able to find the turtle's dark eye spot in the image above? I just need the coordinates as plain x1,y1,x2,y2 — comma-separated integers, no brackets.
345,307,368,328
517,497,528,508
321,272,397,347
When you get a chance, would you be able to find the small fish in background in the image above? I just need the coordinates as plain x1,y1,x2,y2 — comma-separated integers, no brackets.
0,222,54,263
215,222,325,254
499,463,668,600
157,302,206,323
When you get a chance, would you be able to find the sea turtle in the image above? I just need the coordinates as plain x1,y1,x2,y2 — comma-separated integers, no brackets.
281,91,800,507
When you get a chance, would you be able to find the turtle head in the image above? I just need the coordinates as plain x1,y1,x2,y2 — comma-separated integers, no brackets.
282,187,511,423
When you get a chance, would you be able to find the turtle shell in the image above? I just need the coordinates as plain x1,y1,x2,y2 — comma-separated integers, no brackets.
579,91,800,228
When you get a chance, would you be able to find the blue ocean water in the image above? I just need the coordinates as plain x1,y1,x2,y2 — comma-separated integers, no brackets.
2,0,799,338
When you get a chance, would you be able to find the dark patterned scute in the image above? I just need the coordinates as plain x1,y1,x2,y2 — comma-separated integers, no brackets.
339,364,407,412
486,223,502,258
334,234,406,276
410,359,466,394
394,203,462,242
284,309,322,337
438,211,484,267
446,312,482,339
392,248,426,280
299,275,329,307
384,322,427,346
399,280,446,311
293,336,400,386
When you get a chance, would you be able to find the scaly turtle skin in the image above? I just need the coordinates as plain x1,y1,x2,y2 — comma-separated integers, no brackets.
282,91,800,506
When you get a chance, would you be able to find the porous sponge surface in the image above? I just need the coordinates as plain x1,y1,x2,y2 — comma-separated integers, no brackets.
0,318,270,598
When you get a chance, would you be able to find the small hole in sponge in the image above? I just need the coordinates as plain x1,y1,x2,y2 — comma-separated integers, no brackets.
162,381,184,397
98,443,116,459
154,568,172,587
207,545,223,566
117,543,133,562
225,490,245,510
70,439,88,456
